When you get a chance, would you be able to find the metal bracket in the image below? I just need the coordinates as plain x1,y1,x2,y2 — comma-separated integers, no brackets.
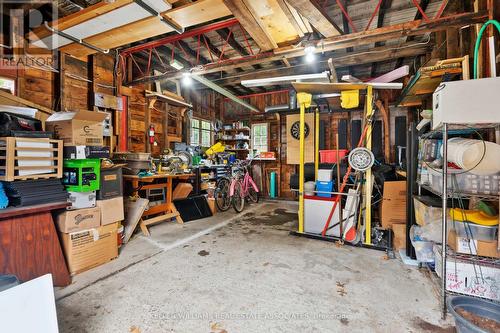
133,0,184,34
44,22,109,54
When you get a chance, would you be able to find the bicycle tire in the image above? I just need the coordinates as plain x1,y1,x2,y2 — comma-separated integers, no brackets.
232,181,245,213
248,186,259,203
215,178,231,212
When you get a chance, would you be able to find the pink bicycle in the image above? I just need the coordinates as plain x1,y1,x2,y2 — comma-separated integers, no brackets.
229,160,259,212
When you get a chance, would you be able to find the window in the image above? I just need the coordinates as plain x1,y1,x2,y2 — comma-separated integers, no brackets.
190,118,212,147
0,77,15,94
252,123,268,153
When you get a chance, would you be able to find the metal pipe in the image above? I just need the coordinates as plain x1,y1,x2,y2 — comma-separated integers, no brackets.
121,18,239,55
224,89,289,101
441,123,448,319
264,104,289,113
133,0,184,34
43,21,109,54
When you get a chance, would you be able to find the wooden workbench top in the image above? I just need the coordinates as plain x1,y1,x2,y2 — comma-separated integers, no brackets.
0,201,68,219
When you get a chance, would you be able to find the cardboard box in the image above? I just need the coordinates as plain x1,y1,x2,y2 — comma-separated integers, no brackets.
173,183,193,200
45,110,107,146
434,245,500,302
96,196,124,225
60,223,118,275
56,207,101,233
448,229,499,258
381,181,407,229
392,223,407,250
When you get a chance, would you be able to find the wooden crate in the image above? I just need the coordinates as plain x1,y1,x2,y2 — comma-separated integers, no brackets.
0,137,63,181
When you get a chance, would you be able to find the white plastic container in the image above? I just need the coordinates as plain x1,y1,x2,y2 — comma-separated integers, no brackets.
426,167,500,196
304,181,315,196
446,138,500,176
317,169,333,182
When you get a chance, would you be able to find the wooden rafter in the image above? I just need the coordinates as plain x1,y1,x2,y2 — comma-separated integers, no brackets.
222,0,277,51
286,0,342,37
371,0,392,78
216,28,262,70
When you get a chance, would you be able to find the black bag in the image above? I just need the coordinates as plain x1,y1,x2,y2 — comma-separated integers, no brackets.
0,112,42,137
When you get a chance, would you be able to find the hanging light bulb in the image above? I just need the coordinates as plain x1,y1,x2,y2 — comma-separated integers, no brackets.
181,72,193,86
304,43,316,64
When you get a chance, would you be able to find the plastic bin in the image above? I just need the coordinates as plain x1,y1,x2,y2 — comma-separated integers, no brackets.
413,196,443,226
410,225,435,263
319,150,348,163
316,181,333,198
426,167,500,196
447,296,500,333
450,222,498,242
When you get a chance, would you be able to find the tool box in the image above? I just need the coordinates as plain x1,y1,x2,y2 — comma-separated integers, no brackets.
63,159,101,192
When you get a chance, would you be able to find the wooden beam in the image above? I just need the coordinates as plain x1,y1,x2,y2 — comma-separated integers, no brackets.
216,28,262,69
371,0,392,77
222,0,277,51
58,0,232,57
275,0,305,37
130,41,432,85
286,0,342,37
177,40,209,65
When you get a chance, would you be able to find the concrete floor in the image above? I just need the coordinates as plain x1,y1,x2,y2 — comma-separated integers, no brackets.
56,200,453,333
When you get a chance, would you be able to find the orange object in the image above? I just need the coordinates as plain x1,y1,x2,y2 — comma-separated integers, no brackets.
319,150,348,163
259,152,275,159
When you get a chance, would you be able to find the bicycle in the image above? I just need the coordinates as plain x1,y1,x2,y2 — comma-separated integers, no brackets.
214,175,232,212
229,159,259,212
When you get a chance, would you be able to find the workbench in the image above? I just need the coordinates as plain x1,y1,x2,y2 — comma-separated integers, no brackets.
123,173,193,235
0,202,71,286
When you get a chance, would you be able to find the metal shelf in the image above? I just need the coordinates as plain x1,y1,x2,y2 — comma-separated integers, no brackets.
418,183,500,200
446,248,500,266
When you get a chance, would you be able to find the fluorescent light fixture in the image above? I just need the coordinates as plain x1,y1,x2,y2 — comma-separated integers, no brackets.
181,72,193,86
241,72,329,87
169,59,184,70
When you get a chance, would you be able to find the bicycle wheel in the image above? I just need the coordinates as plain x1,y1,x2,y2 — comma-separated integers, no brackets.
215,178,231,212
248,185,259,203
232,181,245,213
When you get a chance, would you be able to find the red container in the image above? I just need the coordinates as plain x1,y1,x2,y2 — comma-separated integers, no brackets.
319,150,348,163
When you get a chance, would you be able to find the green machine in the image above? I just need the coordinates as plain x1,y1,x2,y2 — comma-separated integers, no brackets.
62,159,100,192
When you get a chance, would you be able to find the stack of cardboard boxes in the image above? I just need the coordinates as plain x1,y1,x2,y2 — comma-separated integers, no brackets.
46,110,124,275
380,181,407,250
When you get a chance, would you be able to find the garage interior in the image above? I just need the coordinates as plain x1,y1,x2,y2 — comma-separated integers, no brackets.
0,0,499,332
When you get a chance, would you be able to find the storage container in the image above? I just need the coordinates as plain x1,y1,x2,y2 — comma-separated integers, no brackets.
447,296,500,333
319,150,348,163
425,167,500,196
316,181,333,198
317,169,333,182
450,222,498,242
304,181,315,196
413,196,443,226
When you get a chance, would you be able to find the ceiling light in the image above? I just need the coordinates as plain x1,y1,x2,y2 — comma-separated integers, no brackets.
305,52,316,63
304,45,316,54
181,72,193,86
169,59,184,70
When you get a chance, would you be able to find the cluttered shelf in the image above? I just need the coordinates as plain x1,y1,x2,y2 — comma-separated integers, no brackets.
418,183,500,201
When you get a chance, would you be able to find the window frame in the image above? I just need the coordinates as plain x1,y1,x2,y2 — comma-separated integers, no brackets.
251,122,269,153
190,117,213,147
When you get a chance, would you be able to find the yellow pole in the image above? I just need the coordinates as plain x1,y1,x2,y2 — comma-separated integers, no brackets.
314,108,320,180
297,92,312,233
364,86,373,245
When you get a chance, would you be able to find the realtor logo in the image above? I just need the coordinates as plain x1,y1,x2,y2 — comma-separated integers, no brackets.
0,1,58,70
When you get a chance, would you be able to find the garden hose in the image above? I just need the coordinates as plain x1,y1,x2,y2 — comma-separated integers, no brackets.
473,19,500,79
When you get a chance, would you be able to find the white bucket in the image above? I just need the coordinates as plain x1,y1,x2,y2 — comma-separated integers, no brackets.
446,138,500,175
304,181,315,196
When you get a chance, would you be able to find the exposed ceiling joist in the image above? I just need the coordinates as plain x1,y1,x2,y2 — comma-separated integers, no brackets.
222,0,277,51
216,28,262,70
286,0,342,37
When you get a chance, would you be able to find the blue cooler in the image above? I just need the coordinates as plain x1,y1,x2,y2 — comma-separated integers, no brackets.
316,181,333,197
